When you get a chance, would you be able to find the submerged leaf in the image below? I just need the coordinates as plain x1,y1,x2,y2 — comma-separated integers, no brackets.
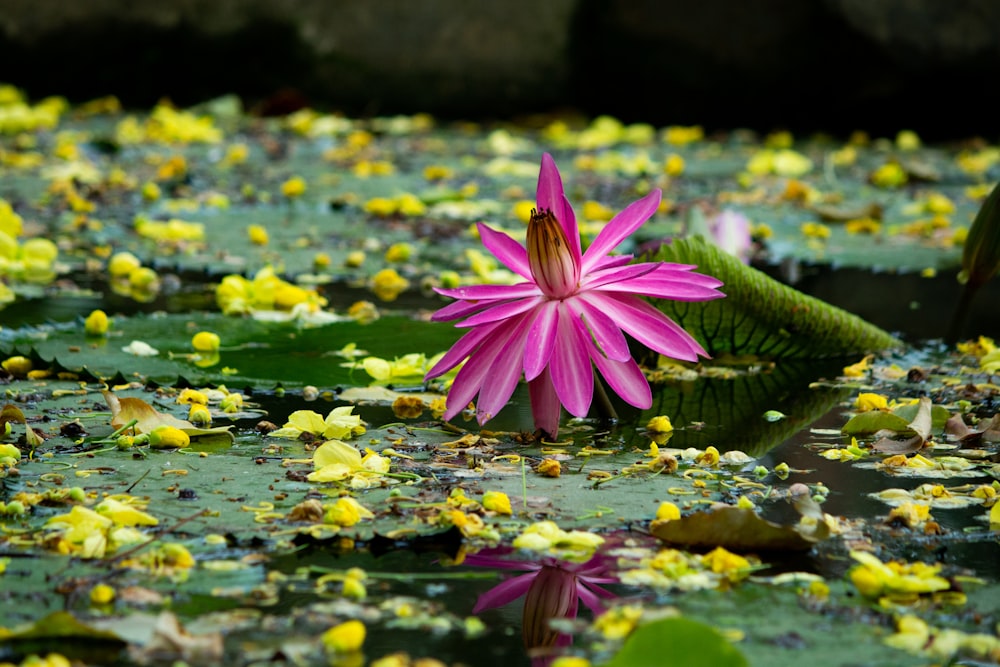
649,237,901,358
0,610,126,663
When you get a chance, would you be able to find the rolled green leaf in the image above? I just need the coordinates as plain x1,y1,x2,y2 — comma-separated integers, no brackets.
649,236,901,358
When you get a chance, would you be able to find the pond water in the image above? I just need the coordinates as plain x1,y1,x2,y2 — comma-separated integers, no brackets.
3,261,1000,667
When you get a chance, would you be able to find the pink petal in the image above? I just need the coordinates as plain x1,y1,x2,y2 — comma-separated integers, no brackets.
581,292,708,361
528,367,562,438
589,254,634,272
567,296,631,362
458,295,542,328
434,282,539,303
424,321,500,379
548,304,594,417
476,315,533,422
430,297,497,323
580,263,658,290
536,153,581,264
442,320,524,420
523,300,559,381
577,581,616,614
473,571,538,613
581,189,661,274
590,352,652,409
478,222,532,280
591,264,726,302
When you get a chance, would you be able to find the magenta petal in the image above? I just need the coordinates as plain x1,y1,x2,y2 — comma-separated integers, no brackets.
568,296,631,362
591,352,652,409
459,295,542,328
581,189,661,274
580,263,658,290
536,153,581,263
548,304,594,417
592,269,726,301
473,571,539,613
589,254,634,272
576,581,615,614
434,282,540,302
430,298,495,323
478,222,532,280
523,300,559,381
442,321,524,420
424,321,499,380
528,367,562,439
590,293,709,361
476,315,533,422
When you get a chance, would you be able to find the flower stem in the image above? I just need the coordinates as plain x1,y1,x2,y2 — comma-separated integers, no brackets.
591,371,618,424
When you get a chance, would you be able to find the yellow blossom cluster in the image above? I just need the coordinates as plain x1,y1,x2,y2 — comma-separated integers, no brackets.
343,352,445,385
307,439,391,489
174,385,245,424
0,85,65,134
107,251,160,303
271,406,366,440
745,149,813,177
511,520,603,561
370,268,410,301
42,497,158,559
886,615,1000,661
134,215,205,247
363,193,427,217
619,546,757,590
544,115,656,151
0,198,60,293
216,266,329,317
956,336,1000,373
285,108,355,137
117,102,222,144
847,550,954,604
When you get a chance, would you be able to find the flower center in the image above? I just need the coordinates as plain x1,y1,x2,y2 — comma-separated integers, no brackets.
527,208,579,298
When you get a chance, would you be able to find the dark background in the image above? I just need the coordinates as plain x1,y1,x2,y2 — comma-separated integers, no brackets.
1,0,997,139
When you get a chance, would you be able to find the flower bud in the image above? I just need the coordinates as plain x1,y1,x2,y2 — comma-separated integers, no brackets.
84,310,110,336
147,425,190,449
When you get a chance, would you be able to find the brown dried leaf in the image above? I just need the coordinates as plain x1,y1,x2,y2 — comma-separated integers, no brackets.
872,396,931,454
958,413,1000,445
650,505,820,551
103,391,234,442
128,611,223,666
1,403,44,447
809,202,883,222
945,413,973,439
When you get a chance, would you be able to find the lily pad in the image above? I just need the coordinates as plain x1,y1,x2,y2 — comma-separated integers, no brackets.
649,237,901,359
603,616,747,667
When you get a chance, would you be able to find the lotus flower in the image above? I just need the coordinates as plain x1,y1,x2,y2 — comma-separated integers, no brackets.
425,153,724,437
465,549,618,657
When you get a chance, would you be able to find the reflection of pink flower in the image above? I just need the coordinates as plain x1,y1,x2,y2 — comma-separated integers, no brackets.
709,210,753,264
425,153,724,437
465,550,618,652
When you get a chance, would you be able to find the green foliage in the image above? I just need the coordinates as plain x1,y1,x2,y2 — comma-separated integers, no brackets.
649,237,901,359
603,617,747,667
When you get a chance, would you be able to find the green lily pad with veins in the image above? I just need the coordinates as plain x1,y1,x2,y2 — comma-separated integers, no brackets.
649,236,902,359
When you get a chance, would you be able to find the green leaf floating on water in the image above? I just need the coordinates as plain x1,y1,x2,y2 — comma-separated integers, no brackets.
649,237,901,358
603,616,748,667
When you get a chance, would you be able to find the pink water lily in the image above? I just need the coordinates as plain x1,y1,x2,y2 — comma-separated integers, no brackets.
464,549,618,655
425,153,724,437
